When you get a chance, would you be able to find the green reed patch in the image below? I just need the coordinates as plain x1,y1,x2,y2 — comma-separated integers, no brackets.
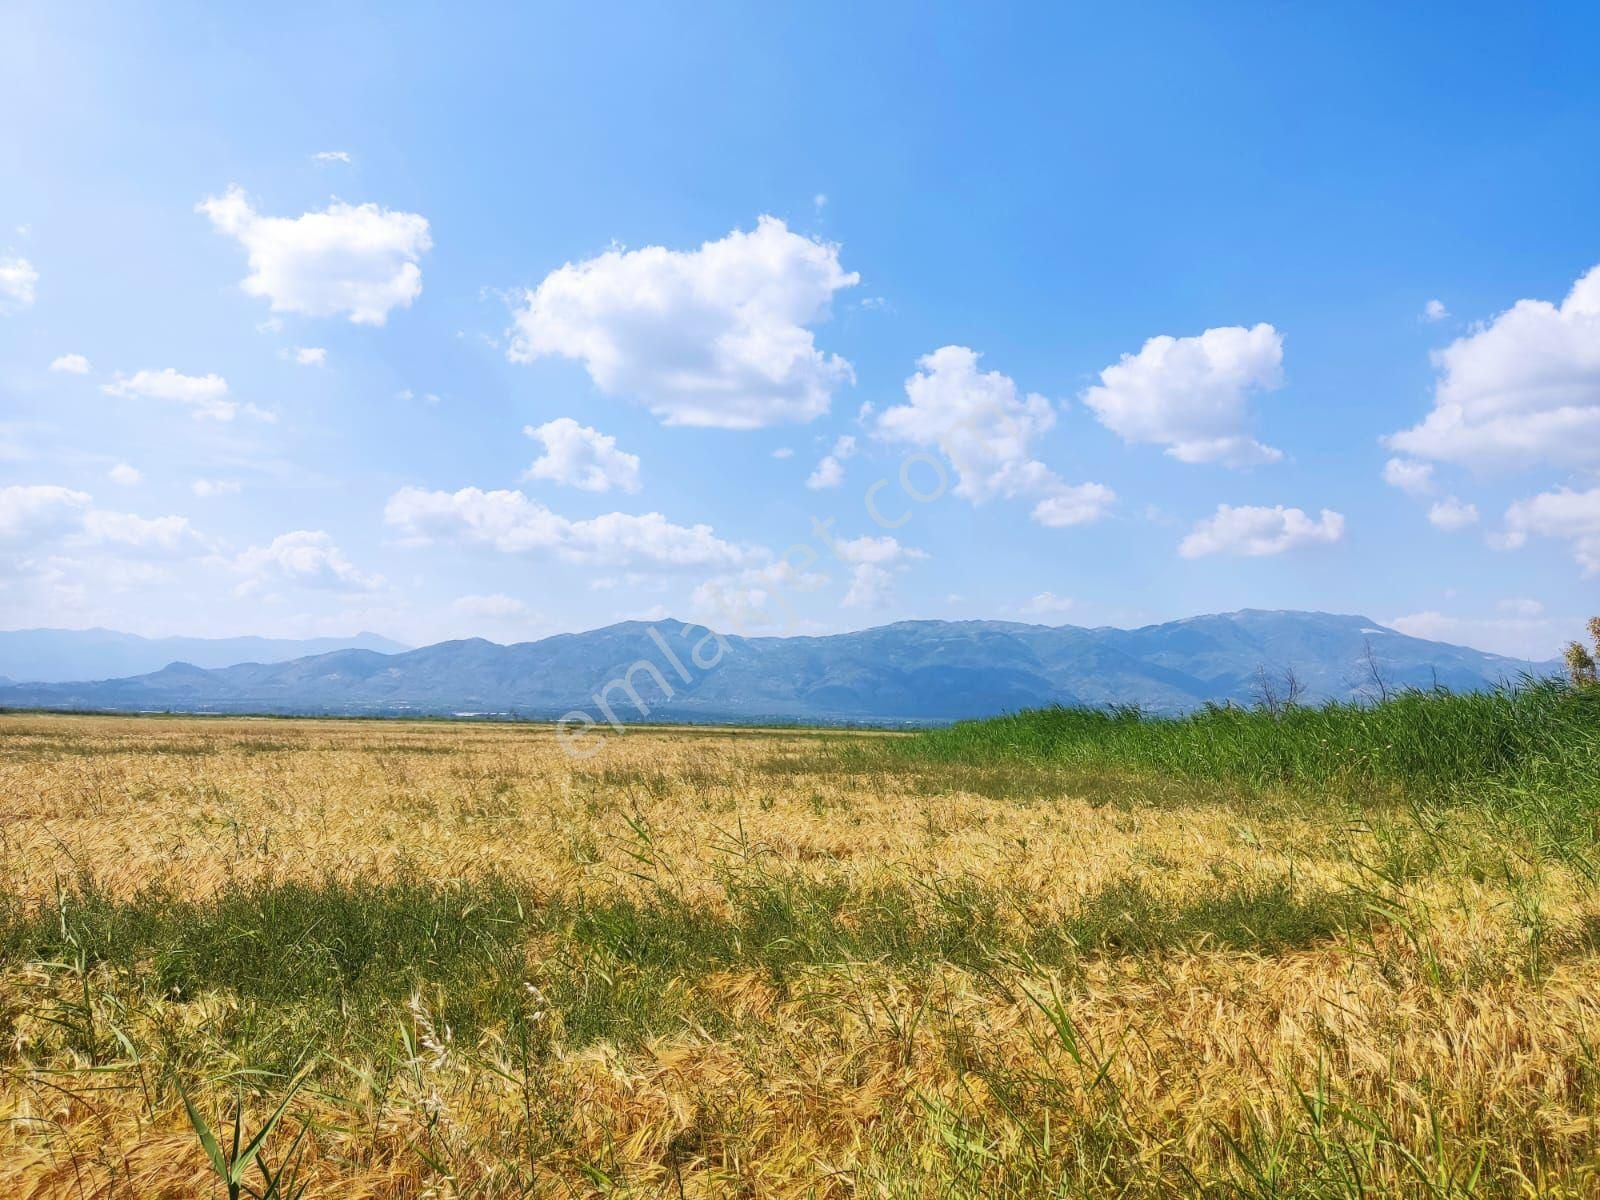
0,874,534,1068
0,863,1374,1058
901,682,1600,836
1058,874,1367,956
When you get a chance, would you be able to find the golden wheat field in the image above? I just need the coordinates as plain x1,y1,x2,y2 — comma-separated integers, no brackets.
3,710,1600,1198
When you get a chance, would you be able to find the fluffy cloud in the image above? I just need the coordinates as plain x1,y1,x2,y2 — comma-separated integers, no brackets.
82,510,203,554
833,534,926,609
877,346,1114,526
1422,299,1449,322
523,418,641,493
192,479,241,498
506,216,858,428
198,185,431,326
805,434,856,489
384,486,755,570
102,369,267,421
1499,486,1600,576
691,559,829,629
880,347,1055,500
1383,457,1436,496
832,533,924,566
1385,456,1478,532
1388,263,1600,470
0,484,201,557
235,530,384,592
288,346,326,366
1178,504,1345,559
108,463,142,486
840,564,895,608
0,257,38,314
806,456,844,490
1032,483,1117,528
0,485,91,544
1082,324,1284,467
50,353,91,374
687,531,925,624
1426,496,1479,531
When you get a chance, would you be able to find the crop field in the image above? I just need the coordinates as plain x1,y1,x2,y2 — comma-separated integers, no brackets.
2,686,1599,1198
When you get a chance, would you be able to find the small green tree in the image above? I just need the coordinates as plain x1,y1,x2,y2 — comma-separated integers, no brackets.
1565,617,1599,687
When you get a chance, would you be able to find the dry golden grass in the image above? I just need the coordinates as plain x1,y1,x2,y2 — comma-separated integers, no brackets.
2,712,1599,1197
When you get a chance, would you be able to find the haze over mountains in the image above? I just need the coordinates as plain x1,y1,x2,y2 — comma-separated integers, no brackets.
0,628,409,685
0,611,1554,725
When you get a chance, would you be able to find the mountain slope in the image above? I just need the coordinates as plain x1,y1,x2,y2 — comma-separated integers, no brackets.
0,628,411,683
0,611,1552,724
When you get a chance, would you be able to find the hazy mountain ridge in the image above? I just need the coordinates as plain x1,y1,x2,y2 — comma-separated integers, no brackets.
0,628,411,684
0,611,1554,724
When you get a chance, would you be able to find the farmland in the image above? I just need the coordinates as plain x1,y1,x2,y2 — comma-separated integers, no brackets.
2,687,1599,1197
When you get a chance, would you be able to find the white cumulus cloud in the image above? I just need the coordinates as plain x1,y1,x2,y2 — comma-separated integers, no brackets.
832,533,924,566
235,530,384,592
1427,496,1479,531
1383,457,1436,496
1032,484,1118,528
832,533,926,609
50,353,91,374
805,434,857,489
691,558,829,629
805,456,845,490
0,485,91,544
0,484,201,559
840,563,896,608
523,418,641,493
82,510,203,555
506,216,858,428
384,486,755,570
877,346,1114,527
1499,486,1600,576
0,256,38,314
108,463,142,486
1082,323,1284,467
1388,263,1600,470
1179,504,1345,559
288,346,326,366
1422,299,1449,322
198,184,431,326
102,368,265,421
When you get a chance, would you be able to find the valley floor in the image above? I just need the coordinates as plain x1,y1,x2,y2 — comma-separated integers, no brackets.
2,712,1599,1197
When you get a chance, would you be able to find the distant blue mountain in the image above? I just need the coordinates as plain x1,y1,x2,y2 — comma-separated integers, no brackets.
0,628,410,684
0,611,1555,724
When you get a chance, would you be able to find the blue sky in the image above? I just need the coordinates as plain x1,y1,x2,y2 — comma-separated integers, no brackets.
2,1,1598,659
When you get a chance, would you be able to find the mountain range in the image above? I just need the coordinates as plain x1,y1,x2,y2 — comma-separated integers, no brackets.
0,628,409,685
0,611,1554,725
